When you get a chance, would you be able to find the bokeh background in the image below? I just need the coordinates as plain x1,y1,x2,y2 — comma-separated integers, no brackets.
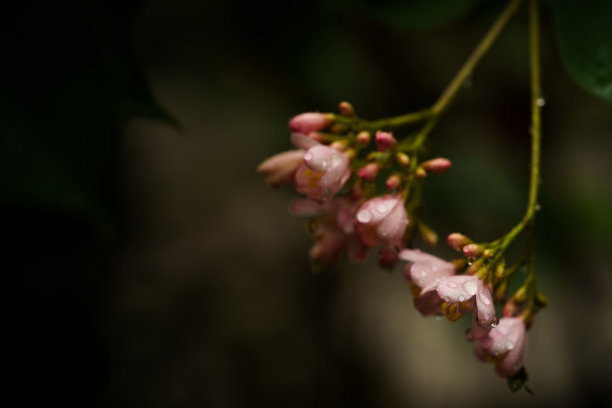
2,0,612,407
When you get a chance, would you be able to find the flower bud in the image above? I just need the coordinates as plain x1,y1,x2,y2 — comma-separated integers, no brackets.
421,157,452,173
462,243,483,258
357,131,370,145
386,173,401,190
354,195,408,247
396,152,410,167
289,112,333,133
447,232,470,250
375,131,396,152
329,141,346,151
338,101,355,117
358,162,380,181
415,167,427,178
419,223,438,247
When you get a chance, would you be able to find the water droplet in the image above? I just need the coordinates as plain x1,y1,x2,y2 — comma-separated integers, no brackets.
357,209,372,223
304,152,313,161
462,279,477,295
434,278,440,284
479,292,491,305
535,204,542,211
444,296,450,302
448,282,457,288
421,271,426,277
491,317,499,327
507,341,515,350
467,262,473,266
536,97,546,107
377,204,388,213
459,295,465,302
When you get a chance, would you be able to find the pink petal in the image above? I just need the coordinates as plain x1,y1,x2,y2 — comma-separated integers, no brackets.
291,132,320,150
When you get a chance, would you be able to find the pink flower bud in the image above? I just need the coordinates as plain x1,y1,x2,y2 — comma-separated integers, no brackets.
421,158,452,173
375,131,396,152
474,317,528,377
289,112,333,133
338,101,355,117
256,150,305,187
386,173,401,190
356,131,370,145
463,243,484,258
354,195,408,247
447,232,470,250
357,162,380,181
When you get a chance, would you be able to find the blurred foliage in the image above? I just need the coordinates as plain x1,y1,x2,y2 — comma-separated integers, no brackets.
0,0,173,237
552,0,612,106
356,0,488,29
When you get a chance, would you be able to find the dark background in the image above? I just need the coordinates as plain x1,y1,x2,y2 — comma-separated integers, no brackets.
2,0,611,407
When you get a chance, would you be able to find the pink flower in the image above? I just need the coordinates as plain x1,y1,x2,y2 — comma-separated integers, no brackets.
474,316,528,377
289,112,333,133
257,150,305,187
421,157,452,173
290,197,368,266
436,275,497,339
292,133,351,201
399,249,456,315
354,194,408,247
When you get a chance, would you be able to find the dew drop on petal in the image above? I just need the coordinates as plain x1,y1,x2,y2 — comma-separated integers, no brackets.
491,317,499,327
444,296,450,302
304,152,313,161
377,204,388,213
421,271,427,277
357,209,372,223
459,295,465,302
462,279,478,295
507,341,515,350
479,292,491,305
448,282,457,288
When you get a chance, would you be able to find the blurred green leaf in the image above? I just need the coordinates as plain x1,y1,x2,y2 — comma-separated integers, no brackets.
553,0,612,105
358,0,486,29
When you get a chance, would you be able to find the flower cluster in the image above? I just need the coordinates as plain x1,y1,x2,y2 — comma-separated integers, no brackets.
257,104,451,268
259,98,545,392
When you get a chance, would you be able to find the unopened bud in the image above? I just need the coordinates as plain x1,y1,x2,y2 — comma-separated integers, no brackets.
513,286,527,303
495,281,508,302
451,258,467,271
289,112,333,133
358,162,380,181
386,173,402,190
378,248,398,268
535,291,549,307
421,158,452,173
356,131,370,145
396,152,410,167
415,167,427,178
483,248,495,258
466,258,484,275
330,141,346,151
462,243,483,258
495,262,505,279
338,101,355,117
375,131,397,152
502,300,517,317
447,232,470,250
419,224,438,247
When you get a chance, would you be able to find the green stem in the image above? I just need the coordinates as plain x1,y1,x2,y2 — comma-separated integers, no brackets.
334,0,525,134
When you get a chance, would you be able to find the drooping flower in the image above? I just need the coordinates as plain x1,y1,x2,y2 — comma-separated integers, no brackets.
291,133,351,201
290,197,368,267
354,194,408,248
436,274,497,339
399,249,456,315
257,150,305,187
474,316,528,377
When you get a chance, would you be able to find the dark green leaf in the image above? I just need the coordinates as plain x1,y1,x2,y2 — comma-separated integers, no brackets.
358,0,487,29
553,0,612,105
